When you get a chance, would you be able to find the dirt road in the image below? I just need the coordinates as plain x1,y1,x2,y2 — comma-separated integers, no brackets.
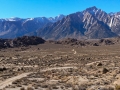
41,66,77,72
0,66,77,89
0,72,31,89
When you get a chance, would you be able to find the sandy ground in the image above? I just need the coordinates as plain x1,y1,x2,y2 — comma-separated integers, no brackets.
1,43,120,89
41,66,77,72
0,66,77,89
0,72,31,89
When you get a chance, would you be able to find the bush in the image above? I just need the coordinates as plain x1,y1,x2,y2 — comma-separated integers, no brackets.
27,87,34,90
20,87,25,90
115,85,120,90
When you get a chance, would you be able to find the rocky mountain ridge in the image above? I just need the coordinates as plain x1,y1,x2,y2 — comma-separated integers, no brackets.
37,6,120,40
0,15,65,38
0,6,120,40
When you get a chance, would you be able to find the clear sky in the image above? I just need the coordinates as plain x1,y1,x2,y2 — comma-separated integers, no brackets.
0,0,120,18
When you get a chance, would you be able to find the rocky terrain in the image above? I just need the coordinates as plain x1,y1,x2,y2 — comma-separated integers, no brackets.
1,35,120,49
0,40,120,90
0,36,45,49
46,36,120,47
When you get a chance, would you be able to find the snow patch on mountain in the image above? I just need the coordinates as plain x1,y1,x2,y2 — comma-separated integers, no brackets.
5,17,22,21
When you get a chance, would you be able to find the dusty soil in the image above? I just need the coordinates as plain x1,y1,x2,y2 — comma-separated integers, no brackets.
0,42,120,90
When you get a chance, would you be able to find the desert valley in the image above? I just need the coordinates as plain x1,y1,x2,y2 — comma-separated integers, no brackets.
0,36,120,90
0,5,120,90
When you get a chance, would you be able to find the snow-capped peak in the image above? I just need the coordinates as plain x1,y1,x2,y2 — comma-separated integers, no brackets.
83,6,100,15
27,18,34,20
55,14,65,20
109,12,120,19
5,17,21,21
115,12,120,19
48,14,65,22
109,12,115,16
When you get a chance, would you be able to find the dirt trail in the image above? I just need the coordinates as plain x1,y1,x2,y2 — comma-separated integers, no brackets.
0,66,77,89
0,72,31,89
41,66,77,72
86,59,109,65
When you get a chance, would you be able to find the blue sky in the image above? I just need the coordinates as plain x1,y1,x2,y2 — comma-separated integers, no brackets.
0,0,120,18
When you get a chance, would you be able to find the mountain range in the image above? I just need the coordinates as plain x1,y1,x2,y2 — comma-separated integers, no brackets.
0,6,120,40
0,15,65,39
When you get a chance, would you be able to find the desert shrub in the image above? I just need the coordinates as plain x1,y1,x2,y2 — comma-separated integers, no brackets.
52,86,59,89
99,86,114,90
115,85,120,90
34,85,38,89
0,67,7,71
41,84,48,88
102,68,109,74
20,87,25,90
27,87,34,90
72,85,86,90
